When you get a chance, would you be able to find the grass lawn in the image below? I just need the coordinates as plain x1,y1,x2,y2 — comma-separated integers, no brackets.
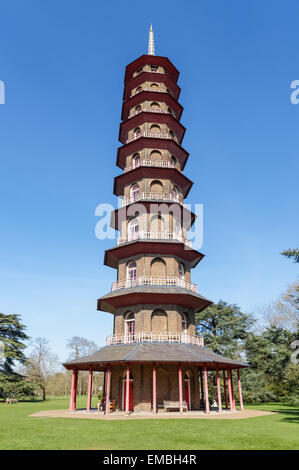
0,396,298,450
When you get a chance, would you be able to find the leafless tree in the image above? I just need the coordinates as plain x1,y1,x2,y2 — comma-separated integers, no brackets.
25,337,59,400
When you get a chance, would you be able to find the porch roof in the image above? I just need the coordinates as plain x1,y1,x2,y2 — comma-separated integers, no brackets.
63,343,248,371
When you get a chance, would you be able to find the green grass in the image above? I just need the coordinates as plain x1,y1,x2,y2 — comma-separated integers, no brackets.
0,397,298,450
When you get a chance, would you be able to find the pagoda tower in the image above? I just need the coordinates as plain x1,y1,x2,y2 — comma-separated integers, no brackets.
64,28,246,414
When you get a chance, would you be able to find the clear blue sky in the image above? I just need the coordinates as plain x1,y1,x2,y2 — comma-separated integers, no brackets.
0,0,298,363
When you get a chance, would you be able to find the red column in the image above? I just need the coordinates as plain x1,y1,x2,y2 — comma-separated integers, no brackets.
237,368,244,411
178,363,183,413
204,367,210,413
223,370,228,409
69,368,78,411
227,368,233,410
216,368,222,413
230,369,235,410
87,367,93,411
152,363,157,413
105,366,111,414
125,363,130,414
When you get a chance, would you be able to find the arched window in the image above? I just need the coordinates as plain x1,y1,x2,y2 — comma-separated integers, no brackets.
181,313,188,334
151,309,168,333
132,153,140,168
130,183,139,200
150,180,163,194
150,150,162,161
175,219,182,235
171,155,177,167
150,102,160,112
127,261,137,281
150,214,164,233
169,129,174,138
135,105,142,114
178,262,185,279
134,127,141,139
151,258,166,277
150,65,158,73
128,218,139,238
150,83,159,91
172,185,179,199
150,124,161,135
136,86,142,94
125,312,135,337
167,107,173,116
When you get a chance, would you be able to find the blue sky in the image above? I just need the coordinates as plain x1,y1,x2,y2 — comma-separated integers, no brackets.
0,0,298,363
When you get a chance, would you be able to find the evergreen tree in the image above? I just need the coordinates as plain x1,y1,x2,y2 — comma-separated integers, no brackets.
0,313,29,373
195,300,254,358
281,248,299,263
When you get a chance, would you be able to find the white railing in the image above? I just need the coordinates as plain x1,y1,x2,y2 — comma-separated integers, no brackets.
121,192,182,207
111,276,198,293
132,86,168,97
129,107,171,118
124,160,177,173
126,131,174,144
117,231,192,247
106,331,204,347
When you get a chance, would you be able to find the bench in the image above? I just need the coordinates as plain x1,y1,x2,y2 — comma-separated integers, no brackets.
164,400,187,412
6,398,18,404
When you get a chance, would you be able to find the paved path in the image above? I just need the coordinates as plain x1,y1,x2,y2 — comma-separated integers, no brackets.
30,408,275,420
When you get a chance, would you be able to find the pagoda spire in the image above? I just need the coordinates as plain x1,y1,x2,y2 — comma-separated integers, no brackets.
148,25,155,56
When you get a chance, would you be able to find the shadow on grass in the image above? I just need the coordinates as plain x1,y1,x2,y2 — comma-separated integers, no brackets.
276,408,299,424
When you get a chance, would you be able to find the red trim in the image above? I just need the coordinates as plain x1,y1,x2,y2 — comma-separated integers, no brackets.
152,363,157,413
119,112,186,144
178,363,183,413
223,370,228,409
116,137,189,170
122,90,183,121
98,291,212,314
123,72,181,102
204,367,209,413
87,367,92,411
104,241,204,270
105,366,111,413
124,55,180,84
237,368,244,411
110,201,196,232
113,166,193,197
216,368,222,413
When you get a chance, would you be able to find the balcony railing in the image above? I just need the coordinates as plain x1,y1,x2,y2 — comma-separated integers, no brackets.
111,276,198,293
121,192,182,207
117,231,192,247
126,131,174,144
124,159,178,173
132,86,168,97
106,331,204,347
129,107,172,118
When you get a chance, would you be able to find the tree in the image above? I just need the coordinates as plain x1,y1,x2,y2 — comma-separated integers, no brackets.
0,313,29,373
66,336,98,360
195,300,254,358
244,326,297,401
25,338,59,400
66,336,98,396
281,248,299,263
260,282,299,332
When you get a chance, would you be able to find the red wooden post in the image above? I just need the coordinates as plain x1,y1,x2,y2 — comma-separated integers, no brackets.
69,368,78,411
204,367,210,413
227,368,233,410
152,363,157,413
230,369,235,410
87,367,93,411
125,363,130,414
223,370,228,409
178,363,183,413
216,368,222,413
105,366,111,414
237,368,244,410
